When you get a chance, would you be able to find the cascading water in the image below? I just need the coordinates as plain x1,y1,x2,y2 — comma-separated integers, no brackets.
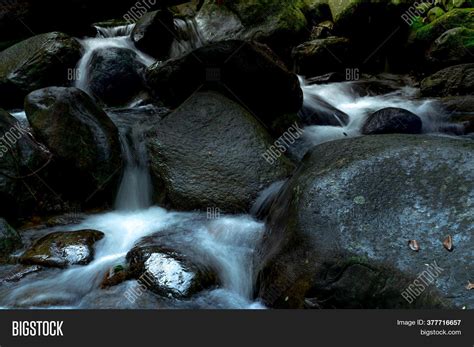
114,124,153,211
169,18,206,58
298,76,452,147
0,25,267,308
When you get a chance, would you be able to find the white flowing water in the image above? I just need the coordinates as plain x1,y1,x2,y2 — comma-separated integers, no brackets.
115,126,153,211
298,76,447,146
0,208,265,309
169,18,206,58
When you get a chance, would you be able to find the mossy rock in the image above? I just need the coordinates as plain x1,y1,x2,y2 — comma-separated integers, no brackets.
198,0,331,59
427,27,474,66
409,8,474,44
427,7,446,22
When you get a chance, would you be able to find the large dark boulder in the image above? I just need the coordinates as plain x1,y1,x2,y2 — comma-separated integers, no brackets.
421,63,474,97
0,32,82,109
88,47,147,106
20,230,104,268
24,87,123,203
147,91,294,213
131,9,176,60
0,218,22,263
362,107,423,135
257,135,473,309
0,109,60,219
146,40,303,125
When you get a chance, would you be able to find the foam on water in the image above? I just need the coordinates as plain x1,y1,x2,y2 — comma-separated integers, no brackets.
298,76,445,146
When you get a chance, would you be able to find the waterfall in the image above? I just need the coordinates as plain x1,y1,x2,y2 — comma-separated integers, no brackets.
298,76,446,147
74,24,155,95
169,18,206,58
94,24,135,38
115,124,153,211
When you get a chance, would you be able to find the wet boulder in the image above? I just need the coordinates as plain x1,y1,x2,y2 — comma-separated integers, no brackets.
421,63,474,97
0,218,22,263
257,135,473,309
88,47,147,106
147,91,294,213
362,107,423,135
127,244,218,299
0,32,82,109
131,9,176,60
146,40,303,125
20,230,104,268
24,87,123,204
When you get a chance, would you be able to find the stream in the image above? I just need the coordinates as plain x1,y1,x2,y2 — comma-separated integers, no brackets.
0,21,460,310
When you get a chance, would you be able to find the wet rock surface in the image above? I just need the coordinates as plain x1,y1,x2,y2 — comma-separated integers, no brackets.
20,230,104,268
25,87,123,204
147,91,293,213
257,135,473,309
0,32,82,109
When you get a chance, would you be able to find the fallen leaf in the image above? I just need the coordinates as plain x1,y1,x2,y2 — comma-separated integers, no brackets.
443,235,453,252
408,240,420,252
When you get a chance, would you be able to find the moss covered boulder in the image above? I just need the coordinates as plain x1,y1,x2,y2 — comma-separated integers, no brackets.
409,8,474,44
0,32,82,109
20,230,104,268
256,135,473,309
147,91,294,213
196,0,331,58
427,27,474,67
0,218,22,263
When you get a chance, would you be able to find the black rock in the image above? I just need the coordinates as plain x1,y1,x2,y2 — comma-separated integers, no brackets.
147,91,294,213
88,47,147,106
362,107,422,135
